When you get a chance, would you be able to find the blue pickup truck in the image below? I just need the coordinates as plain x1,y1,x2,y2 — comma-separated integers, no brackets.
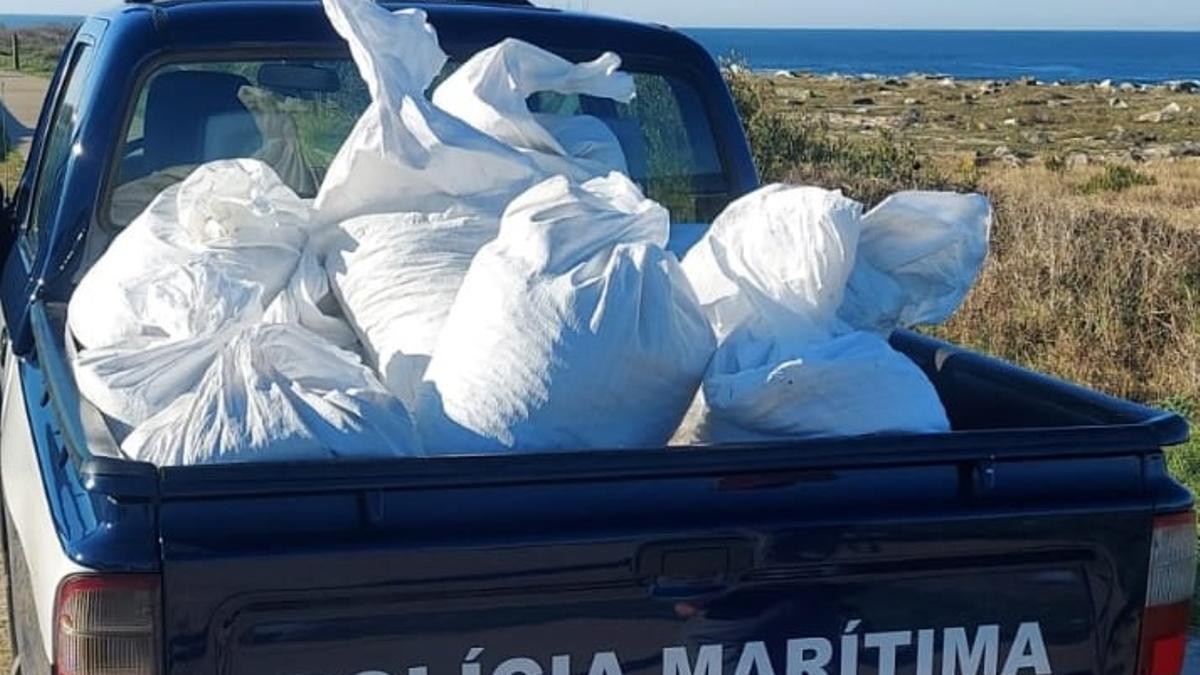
0,1,1195,675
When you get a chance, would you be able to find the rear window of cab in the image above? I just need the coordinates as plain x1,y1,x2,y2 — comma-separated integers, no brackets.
105,55,731,231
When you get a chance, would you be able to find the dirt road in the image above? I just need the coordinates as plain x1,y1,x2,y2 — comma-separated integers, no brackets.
0,70,50,157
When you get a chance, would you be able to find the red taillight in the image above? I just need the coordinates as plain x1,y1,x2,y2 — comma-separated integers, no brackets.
1138,510,1196,675
54,574,161,675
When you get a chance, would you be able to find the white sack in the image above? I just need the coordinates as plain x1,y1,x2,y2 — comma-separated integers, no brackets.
537,113,630,177
433,39,634,178
839,191,993,334
692,329,949,443
122,323,421,466
73,263,264,427
68,159,310,350
326,210,497,407
420,173,715,454
238,86,320,198
314,0,540,223
678,184,956,444
682,184,863,341
264,248,361,350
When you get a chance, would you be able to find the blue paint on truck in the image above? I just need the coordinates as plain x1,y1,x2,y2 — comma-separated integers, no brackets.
0,2,1193,675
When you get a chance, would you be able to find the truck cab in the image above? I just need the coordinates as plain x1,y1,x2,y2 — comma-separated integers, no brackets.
0,3,1194,675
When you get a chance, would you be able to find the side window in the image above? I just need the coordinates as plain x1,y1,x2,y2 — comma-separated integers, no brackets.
25,43,96,250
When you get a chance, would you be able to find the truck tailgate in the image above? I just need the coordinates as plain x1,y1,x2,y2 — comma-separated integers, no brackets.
157,451,1157,675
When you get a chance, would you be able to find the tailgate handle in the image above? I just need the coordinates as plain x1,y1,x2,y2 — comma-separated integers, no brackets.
635,538,756,584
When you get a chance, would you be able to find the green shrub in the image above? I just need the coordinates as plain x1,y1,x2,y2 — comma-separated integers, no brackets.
723,65,972,205
1043,153,1067,173
1078,164,1157,194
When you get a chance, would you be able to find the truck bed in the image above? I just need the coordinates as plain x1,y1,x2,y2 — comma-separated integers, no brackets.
20,294,1193,675
28,299,1188,499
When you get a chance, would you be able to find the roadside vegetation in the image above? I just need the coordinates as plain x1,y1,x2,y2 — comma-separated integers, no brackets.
0,24,73,76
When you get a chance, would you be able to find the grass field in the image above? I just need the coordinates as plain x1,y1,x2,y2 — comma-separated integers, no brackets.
0,24,72,76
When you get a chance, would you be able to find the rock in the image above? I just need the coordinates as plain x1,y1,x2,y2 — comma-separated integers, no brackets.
903,97,920,105
1174,141,1200,157
992,145,1013,157
1021,130,1050,145
960,93,976,104
1002,117,1021,127
1138,102,1183,123
938,77,957,87
1109,98,1129,109
883,78,905,87
1140,145,1174,160
1021,76,1039,86
978,80,1002,95
854,107,869,115
1066,152,1090,168
1119,82,1136,92
1169,81,1200,94
1097,79,1114,91
774,70,795,78
851,97,875,105
897,108,922,128
975,121,990,131
795,89,814,100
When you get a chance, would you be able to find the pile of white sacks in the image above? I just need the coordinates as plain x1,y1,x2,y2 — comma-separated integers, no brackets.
67,0,991,466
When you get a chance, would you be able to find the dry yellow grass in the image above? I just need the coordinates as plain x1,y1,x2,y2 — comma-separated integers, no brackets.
939,160,1200,408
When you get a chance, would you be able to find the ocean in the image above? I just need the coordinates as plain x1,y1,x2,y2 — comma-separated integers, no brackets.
0,14,81,29
683,29,1200,83
1,13,1197,83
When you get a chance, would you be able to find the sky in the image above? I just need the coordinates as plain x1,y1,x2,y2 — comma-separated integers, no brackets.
7,0,1200,30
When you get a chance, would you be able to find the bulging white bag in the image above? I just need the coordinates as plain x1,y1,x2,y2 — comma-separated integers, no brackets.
314,0,540,223
420,173,716,454
74,263,264,427
122,322,421,466
325,209,498,407
678,184,959,444
694,328,949,443
432,38,634,179
68,159,310,350
264,248,361,350
682,184,863,341
838,191,993,334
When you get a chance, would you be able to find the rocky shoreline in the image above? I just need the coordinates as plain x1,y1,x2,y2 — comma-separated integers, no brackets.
747,70,1200,166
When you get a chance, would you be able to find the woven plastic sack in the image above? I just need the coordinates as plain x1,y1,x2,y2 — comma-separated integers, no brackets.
677,185,963,444
325,209,498,407
68,159,310,350
432,38,634,179
838,191,993,334
121,322,421,466
420,173,715,454
314,0,540,224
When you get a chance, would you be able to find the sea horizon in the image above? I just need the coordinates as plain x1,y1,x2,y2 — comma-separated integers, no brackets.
2,13,1198,83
